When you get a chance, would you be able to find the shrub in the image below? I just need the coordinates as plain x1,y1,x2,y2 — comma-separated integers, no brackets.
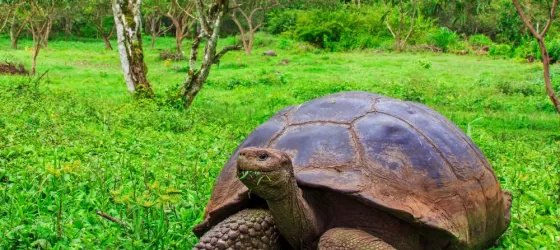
294,9,355,49
450,41,469,53
489,44,513,58
407,15,437,45
290,6,390,51
429,27,458,52
469,34,493,47
545,39,560,63
266,10,298,35
268,5,434,52
514,39,560,63
513,40,537,61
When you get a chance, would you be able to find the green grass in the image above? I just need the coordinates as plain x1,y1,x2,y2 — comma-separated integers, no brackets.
0,34,558,249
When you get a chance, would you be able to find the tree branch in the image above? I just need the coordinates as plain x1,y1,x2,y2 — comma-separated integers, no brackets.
513,0,560,115
0,7,13,33
385,16,396,38
180,21,196,40
402,2,417,49
540,0,558,37
251,5,266,33
160,22,174,35
213,44,241,64
511,0,541,39
195,0,211,36
95,210,128,228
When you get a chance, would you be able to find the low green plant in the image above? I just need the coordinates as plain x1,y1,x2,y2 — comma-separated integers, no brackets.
418,59,432,69
266,10,298,35
0,36,559,249
469,34,493,47
513,40,536,61
429,27,458,52
489,44,513,58
290,6,389,51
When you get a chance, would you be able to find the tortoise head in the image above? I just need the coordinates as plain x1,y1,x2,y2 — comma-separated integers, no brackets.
236,147,294,200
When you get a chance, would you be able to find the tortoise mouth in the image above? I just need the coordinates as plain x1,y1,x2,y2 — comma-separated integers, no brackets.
237,169,281,180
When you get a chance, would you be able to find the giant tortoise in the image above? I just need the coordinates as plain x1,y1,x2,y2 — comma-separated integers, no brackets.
192,91,511,249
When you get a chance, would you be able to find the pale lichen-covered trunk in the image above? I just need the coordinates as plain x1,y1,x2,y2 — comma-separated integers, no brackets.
112,0,153,96
182,0,234,108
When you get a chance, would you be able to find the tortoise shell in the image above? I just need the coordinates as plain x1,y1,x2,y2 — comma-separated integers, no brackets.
193,91,509,248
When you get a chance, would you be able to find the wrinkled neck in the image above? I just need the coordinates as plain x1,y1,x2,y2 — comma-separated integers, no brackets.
266,176,319,249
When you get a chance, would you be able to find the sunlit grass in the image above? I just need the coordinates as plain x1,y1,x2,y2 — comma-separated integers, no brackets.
0,34,558,249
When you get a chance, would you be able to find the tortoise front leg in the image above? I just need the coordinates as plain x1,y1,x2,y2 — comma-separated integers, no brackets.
193,209,282,250
318,228,396,250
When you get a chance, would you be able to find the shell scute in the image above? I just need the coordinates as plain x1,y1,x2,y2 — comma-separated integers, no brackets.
290,92,375,124
376,98,485,181
354,113,454,189
271,123,357,168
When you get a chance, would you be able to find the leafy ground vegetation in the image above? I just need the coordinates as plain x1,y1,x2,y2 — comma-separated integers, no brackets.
0,35,559,249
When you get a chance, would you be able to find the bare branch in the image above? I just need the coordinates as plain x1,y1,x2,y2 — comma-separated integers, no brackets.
238,5,251,23
182,0,231,108
231,11,246,37
511,0,541,39
213,44,241,64
160,23,174,35
108,24,115,39
95,210,128,228
385,17,396,38
513,0,560,115
0,7,13,33
173,0,196,19
540,0,559,37
249,5,262,20
180,21,196,40
402,2,417,49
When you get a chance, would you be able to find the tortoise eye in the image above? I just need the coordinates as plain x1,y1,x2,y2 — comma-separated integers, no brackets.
258,153,269,161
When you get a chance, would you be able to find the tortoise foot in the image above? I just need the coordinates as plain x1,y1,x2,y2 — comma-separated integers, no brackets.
193,209,281,250
318,228,396,250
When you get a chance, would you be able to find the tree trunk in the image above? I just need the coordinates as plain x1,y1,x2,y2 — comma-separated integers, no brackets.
10,16,22,50
64,18,73,41
42,19,52,48
182,0,234,108
11,37,18,50
176,35,184,54
173,19,184,54
112,0,154,97
231,10,255,56
102,35,113,50
512,0,560,115
31,45,40,75
246,33,254,55
537,40,560,114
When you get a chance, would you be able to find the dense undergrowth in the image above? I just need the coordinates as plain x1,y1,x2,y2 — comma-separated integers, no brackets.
265,3,560,63
0,35,558,249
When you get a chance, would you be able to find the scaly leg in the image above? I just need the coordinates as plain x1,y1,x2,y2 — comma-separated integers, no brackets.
319,228,396,250
193,209,282,250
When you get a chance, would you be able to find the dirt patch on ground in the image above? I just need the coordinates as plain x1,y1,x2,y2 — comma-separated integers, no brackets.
0,62,29,75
